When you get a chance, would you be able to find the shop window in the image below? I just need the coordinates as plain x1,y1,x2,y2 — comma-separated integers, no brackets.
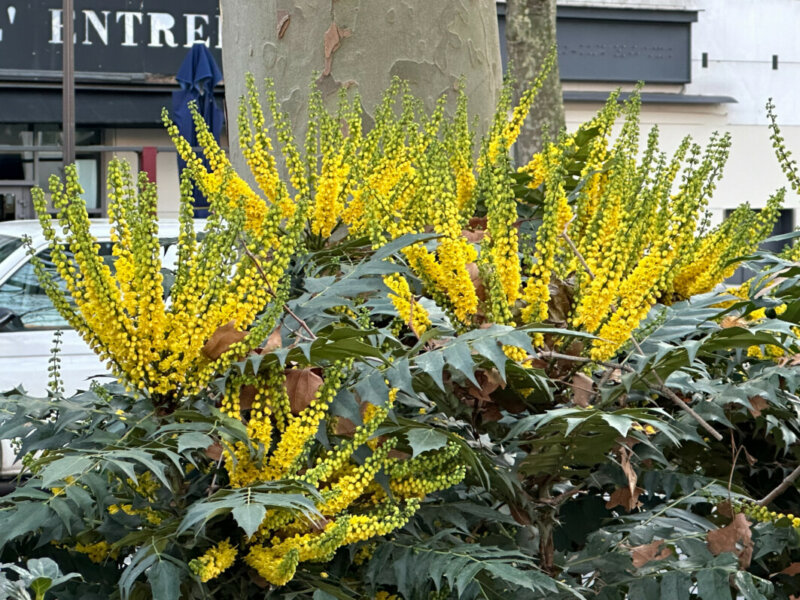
0,125,101,218
496,5,697,83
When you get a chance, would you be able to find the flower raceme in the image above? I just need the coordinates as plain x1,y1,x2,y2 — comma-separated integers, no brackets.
172,73,784,363
30,157,304,398
34,63,785,387
193,363,465,587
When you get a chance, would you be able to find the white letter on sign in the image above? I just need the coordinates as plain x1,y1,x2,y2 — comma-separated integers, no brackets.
49,8,62,43
184,14,210,47
83,10,110,45
148,12,177,48
116,12,143,47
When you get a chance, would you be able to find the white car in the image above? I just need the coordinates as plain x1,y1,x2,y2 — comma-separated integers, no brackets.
0,219,191,476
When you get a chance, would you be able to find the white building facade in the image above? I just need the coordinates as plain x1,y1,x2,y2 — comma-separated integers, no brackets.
0,1,797,231
554,0,800,231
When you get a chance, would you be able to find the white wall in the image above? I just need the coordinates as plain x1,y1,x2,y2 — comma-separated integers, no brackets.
563,0,800,227
687,0,800,126
105,128,184,219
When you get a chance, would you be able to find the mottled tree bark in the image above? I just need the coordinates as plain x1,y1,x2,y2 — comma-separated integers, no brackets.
220,0,503,172
505,0,565,162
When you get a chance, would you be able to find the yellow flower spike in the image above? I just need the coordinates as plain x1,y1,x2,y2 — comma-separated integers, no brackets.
30,146,303,398
73,540,119,564
384,274,432,335
190,539,238,582
521,143,571,330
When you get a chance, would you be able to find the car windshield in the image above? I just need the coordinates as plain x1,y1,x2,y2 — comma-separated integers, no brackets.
0,235,23,265
0,238,181,330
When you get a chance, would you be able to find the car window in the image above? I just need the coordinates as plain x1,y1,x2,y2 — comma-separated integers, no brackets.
0,235,23,264
0,243,115,329
0,239,179,330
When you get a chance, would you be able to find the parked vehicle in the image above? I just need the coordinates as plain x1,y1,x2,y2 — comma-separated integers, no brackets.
0,219,191,476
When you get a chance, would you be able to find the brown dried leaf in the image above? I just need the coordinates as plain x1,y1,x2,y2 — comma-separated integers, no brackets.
780,563,800,576
716,500,735,520
605,486,643,512
743,446,758,466
572,372,594,408
466,262,486,302
264,328,282,352
526,357,548,370
285,368,324,415
481,403,503,423
547,278,574,324
721,315,749,329
239,385,256,411
205,441,223,461
468,216,488,230
309,517,331,533
466,369,504,404
485,368,506,390
462,229,485,243
334,417,356,436
618,445,638,497
387,449,411,461
748,395,768,417
707,512,753,569
630,540,672,568
202,321,246,360
322,22,351,76
277,10,291,38
496,394,527,414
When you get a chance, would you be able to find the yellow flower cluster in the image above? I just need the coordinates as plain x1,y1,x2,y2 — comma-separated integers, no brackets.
189,539,238,582
73,540,119,564
673,189,785,299
31,152,302,398
176,72,784,372
199,364,465,587
384,273,432,335
742,503,800,529
29,73,320,399
521,144,571,329
512,93,783,360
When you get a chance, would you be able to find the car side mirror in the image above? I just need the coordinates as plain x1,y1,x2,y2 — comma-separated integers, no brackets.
0,308,23,332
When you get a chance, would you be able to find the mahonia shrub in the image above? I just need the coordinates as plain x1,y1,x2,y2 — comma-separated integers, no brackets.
2,66,798,600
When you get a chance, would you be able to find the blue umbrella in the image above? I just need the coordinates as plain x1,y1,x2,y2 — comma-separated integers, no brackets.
172,43,224,218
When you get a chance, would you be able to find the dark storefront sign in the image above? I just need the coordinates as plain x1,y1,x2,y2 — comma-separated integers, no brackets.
0,2,704,128
497,5,698,84
0,0,221,77
2,2,699,83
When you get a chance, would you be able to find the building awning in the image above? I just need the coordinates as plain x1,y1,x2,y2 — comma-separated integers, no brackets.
564,91,737,104
0,86,225,127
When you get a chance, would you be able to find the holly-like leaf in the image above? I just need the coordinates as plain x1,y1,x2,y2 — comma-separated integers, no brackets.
406,428,448,457
177,432,214,454
232,503,267,538
147,560,183,600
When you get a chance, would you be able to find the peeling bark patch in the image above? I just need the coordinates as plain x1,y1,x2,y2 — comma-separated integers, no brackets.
277,10,290,39
323,21,351,76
